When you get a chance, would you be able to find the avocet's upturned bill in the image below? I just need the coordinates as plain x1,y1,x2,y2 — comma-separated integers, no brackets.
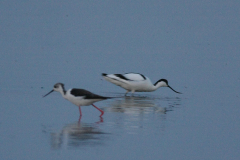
102,73,182,96
43,83,111,117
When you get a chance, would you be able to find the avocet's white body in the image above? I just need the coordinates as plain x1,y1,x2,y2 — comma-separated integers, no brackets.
102,73,181,95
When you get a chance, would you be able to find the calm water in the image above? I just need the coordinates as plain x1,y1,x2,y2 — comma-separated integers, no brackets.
1,1,240,160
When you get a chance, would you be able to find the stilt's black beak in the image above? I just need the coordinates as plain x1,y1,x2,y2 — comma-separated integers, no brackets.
43,90,54,97
168,86,182,94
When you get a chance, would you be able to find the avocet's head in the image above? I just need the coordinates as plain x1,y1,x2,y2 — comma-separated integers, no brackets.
156,79,182,94
43,83,65,97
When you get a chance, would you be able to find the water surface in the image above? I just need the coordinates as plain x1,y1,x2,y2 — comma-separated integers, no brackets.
0,1,240,160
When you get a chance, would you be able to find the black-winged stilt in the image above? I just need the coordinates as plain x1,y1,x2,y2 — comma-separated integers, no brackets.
43,83,111,117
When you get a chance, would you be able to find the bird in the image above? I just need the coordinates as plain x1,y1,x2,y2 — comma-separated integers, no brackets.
102,73,182,96
43,83,111,117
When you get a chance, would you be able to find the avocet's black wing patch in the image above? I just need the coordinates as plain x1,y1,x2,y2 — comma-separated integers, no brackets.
102,73,107,77
139,73,146,80
114,74,132,81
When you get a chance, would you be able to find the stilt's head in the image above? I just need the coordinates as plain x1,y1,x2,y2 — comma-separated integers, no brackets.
43,83,66,97
53,83,65,92
155,79,182,94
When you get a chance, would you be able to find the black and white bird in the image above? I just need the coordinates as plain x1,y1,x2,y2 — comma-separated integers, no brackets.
102,73,182,96
43,83,111,117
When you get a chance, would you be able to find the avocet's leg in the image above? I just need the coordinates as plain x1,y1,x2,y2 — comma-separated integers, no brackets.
79,106,82,116
125,90,129,96
131,91,135,97
92,104,104,117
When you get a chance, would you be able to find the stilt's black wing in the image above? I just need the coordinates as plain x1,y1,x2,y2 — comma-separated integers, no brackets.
70,89,108,99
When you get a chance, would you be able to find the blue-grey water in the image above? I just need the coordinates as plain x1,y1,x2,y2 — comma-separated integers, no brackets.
0,1,240,160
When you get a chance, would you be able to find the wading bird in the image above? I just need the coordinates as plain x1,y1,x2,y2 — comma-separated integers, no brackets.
102,73,182,96
43,83,111,117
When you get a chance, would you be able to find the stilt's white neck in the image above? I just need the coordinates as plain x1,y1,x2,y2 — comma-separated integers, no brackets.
59,89,66,97
56,86,67,99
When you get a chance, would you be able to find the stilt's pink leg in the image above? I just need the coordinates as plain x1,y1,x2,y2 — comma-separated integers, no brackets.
78,116,82,123
95,117,103,124
92,104,104,117
79,106,82,116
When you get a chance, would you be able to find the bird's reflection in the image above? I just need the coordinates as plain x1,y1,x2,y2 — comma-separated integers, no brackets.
100,95,182,134
106,96,156,113
50,118,108,149
104,95,181,115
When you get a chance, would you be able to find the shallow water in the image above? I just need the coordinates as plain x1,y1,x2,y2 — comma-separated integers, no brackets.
1,1,240,160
